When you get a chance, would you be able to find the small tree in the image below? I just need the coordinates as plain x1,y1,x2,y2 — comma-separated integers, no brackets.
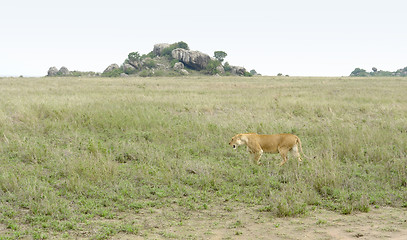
214,51,227,62
350,68,368,76
127,52,141,62
176,41,189,50
223,62,232,72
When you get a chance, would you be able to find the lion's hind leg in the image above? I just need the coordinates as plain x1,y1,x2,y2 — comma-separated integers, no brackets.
290,144,302,163
278,146,289,166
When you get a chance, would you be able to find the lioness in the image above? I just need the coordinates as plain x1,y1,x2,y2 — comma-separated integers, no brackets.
229,133,305,166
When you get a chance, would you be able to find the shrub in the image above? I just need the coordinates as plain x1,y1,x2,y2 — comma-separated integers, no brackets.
223,62,232,72
170,59,180,68
143,59,157,69
139,70,152,77
205,60,221,75
243,71,253,77
101,68,123,77
350,68,368,77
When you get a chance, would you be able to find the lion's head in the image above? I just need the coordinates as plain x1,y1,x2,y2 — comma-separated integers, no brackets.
229,134,244,149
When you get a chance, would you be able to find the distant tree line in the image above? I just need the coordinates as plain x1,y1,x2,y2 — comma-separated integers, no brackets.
350,67,407,77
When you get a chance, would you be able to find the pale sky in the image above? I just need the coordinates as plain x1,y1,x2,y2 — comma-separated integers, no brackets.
1,0,406,77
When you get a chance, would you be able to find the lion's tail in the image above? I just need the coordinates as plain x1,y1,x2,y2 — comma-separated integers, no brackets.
296,136,310,160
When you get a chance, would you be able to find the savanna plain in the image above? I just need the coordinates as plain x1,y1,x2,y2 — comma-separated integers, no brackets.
0,76,406,239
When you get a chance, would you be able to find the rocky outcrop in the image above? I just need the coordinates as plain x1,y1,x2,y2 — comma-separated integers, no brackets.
47,66,70,76
46,42,257,77
230,66,246,76
58,66,70,75
103,64,120,73
171,48,211,70
153,43,171,56
47,67,59,76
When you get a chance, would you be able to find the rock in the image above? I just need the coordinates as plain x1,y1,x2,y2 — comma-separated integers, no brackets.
171,48,211,70
103,64,120,73
47,66,59,76
230,66,246,76
120,73,129,77
58,66,70,75
153,43,171,56
123,63,136,72
216,65,225,74
173,62,184,70
180,69,189,75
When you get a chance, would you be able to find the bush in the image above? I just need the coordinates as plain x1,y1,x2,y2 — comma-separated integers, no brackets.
350,68,368,77
205,60,221,75
139,70,152,77
170,59,180,68
223,62,232,72
143,59,157,69
243,71,253,77
101,68,123,77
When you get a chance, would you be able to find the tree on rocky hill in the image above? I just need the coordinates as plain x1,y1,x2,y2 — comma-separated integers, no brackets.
214,51,227,62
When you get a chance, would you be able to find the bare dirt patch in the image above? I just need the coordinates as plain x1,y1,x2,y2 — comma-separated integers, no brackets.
109,204,407,239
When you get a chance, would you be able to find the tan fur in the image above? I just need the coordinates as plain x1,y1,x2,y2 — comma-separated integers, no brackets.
229,133,305,166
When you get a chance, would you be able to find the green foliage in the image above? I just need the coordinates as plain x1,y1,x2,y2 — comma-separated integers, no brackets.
243,71,253,77
170,59,180,68
143,59,157,69
127,52,141,62
161,41,190,58
176,41,189,50
350,66,407,77
250,69,258,75
122,65,137,75
205,59,221,75
139,69,152,77
350,68,368,77
214,51,227,62
223,62,232,72
101,68,123,77
143,51,156,59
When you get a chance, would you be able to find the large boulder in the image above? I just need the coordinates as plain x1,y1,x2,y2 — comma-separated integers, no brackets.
47,66,59,76
216,65,225,74
173,62,184,70
171,48,211,70
230,66,246,76
153,43,171,56
103,64,120,73
123,63,136,72
58,66,70,75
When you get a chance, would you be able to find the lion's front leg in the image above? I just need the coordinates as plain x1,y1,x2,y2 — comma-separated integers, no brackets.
247,140,263,165
250,149,263,165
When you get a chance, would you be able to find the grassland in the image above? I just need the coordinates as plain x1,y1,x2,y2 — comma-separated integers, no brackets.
0,76,406,239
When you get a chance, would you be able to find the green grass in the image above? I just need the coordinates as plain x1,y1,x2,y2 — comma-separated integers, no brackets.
0,76,406,238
